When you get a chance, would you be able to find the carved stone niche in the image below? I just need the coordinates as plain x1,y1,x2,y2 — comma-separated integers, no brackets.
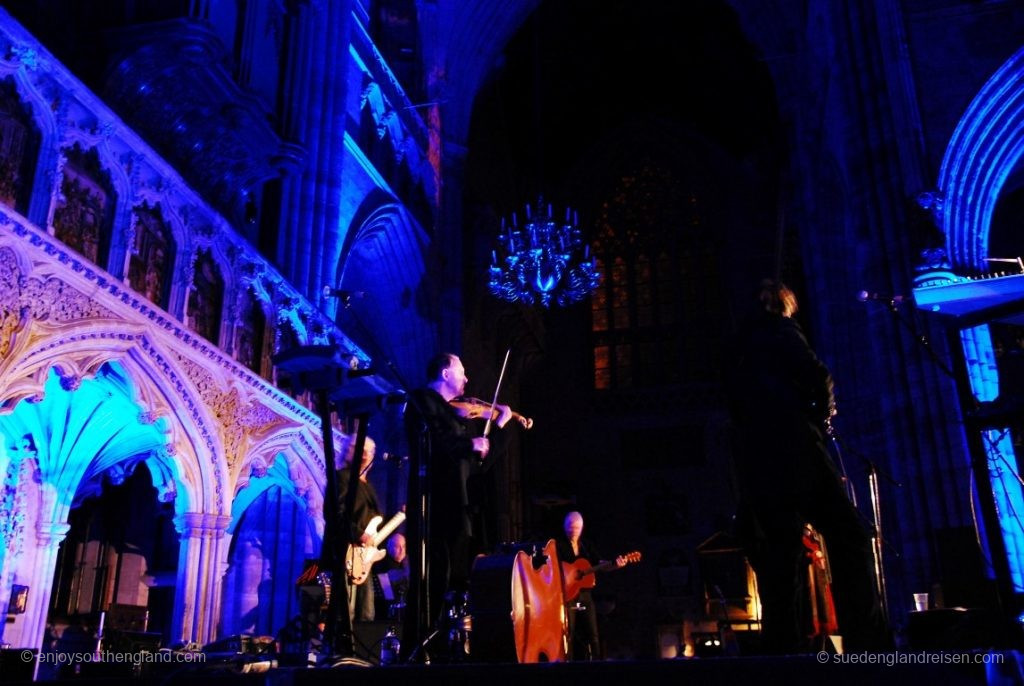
53,143,116,269
235,287,267,376
186,248,224,345
0,76,41,216
128,202,175,308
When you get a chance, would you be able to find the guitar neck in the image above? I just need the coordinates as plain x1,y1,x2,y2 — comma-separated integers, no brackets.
582,560,616,576
371,512,406,547
576,551,641,578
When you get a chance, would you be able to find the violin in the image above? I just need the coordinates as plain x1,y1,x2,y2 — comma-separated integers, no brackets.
449,396,534,430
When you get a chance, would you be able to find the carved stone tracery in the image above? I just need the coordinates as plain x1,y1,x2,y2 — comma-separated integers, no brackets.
0,247,118,350
170,351,288,471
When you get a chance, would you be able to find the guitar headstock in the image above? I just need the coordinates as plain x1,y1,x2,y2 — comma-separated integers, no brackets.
621,551,641,564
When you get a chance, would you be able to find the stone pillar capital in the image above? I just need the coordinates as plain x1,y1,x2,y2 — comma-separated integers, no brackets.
36,521,72,547
173,512,231,539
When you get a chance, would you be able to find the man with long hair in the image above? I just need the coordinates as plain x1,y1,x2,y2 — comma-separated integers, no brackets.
729,279,888,653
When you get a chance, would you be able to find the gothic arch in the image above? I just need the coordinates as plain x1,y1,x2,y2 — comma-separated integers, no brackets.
219,452,319,637
58,132,131,205
236,429,326,535
125,200,178,309
336,201,438,382
938,46,1024,269
0,320,230,519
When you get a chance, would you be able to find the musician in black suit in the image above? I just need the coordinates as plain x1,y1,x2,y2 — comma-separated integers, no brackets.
337,433,380,623
403,353,513,656
728,279,888,653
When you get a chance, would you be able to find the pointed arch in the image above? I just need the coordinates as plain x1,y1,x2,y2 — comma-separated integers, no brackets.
335,200,438,383
235,428,326,537
938,46,1024,270
52,142,118,270
0,319,230,519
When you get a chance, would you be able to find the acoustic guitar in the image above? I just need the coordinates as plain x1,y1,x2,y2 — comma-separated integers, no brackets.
561,551,641,602
345,511,406,585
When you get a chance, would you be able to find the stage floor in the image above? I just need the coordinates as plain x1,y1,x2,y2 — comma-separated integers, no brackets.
3,652,1010,686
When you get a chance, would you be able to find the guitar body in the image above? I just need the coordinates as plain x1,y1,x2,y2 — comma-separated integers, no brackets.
346,543,387,585
561,559,597,602
345,511,406,585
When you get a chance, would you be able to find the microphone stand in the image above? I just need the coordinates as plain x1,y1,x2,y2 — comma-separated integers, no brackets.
855,295,955,624
272,348,356,661
875,298,955,379
826,423,901,626
331,293,437,663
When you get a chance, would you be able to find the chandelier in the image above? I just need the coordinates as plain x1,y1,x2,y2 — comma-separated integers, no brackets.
488,197,601,307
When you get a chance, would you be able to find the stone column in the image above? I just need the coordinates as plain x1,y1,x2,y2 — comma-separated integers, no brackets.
16,521,70,650
171,513,231,646
275,0,356,300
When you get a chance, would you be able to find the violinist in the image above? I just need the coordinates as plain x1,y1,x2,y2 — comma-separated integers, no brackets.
403,352,520,659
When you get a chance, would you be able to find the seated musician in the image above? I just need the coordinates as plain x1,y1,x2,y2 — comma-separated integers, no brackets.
375,533,410,618
555,511,626,661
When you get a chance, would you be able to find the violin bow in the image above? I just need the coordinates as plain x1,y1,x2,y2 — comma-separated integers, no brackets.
483,348,511,437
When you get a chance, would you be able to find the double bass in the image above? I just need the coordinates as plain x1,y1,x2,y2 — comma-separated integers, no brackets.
803,523,839,638
470,540,567,663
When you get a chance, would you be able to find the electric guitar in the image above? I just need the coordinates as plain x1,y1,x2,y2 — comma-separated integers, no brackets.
345,511,406,585
561,551,641,602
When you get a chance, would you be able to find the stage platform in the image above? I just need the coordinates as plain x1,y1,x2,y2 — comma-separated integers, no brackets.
2,652,1015,686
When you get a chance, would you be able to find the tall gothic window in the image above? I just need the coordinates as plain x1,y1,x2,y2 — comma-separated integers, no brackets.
590,163,721,390
186,248,224,345
128,203,175,309
0,77,39,216
53,144,116,268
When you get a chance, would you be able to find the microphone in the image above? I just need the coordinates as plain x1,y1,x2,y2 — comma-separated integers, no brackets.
322,286,366,300
857,290,908,305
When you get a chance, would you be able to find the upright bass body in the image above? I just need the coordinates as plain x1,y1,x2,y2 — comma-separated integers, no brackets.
469,539,567,663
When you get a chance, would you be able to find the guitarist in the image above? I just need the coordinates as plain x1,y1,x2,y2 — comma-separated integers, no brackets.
337,433,382,623
727,280,888,653
555,511,627,661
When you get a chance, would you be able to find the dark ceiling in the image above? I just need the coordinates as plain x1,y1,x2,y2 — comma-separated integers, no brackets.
467,0,782,207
